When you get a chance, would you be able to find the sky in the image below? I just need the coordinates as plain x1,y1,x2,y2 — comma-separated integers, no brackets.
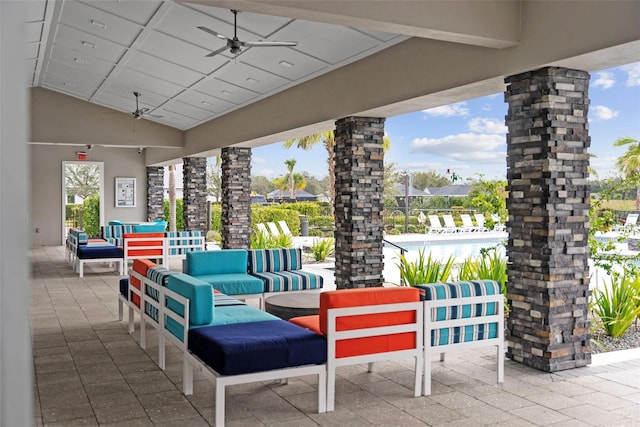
251,61,640,183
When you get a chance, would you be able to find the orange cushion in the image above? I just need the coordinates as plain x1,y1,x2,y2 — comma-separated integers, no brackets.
130,259,157,307
318,287,420,358
290,315,321,334
124,233,164,256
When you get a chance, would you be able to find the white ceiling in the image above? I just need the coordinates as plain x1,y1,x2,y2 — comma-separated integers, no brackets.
27,0,407,130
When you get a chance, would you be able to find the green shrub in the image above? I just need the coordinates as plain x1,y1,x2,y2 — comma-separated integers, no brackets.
591,270,640,338
163,199,184,231
395,250,454,286
250,229,293,249
252,207,300,234
458,246,509,312
277,201,321,217
206,230,221,244
82,195,100,237
210,204,221,231
310,238,335,262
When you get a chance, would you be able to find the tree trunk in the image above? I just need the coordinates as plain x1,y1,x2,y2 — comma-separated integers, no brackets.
168,165,177,232
636,186,640,211
326,142,335,214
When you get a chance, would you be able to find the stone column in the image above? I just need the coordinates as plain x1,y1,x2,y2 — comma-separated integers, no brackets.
334,117,385,289
505,67,591,372
221,147,252,249
146,166,164,221
182,157,207,233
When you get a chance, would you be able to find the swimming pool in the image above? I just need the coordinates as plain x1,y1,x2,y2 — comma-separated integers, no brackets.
384,234,507,261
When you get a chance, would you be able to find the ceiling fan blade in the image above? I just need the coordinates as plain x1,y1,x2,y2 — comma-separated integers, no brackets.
147,114,163,118
244,41,298,47
139,108,150,114
205,45,231,57
197,26,228,41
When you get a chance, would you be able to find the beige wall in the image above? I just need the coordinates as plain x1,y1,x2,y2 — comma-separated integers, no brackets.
30,145,150,247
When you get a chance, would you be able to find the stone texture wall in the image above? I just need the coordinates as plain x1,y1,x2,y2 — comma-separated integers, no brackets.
334,116,385,289
505,67,591,371
182,157,207,233
146,166,164,221
221,147,251,249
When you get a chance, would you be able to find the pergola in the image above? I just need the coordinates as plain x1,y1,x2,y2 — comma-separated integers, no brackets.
2,1,640,424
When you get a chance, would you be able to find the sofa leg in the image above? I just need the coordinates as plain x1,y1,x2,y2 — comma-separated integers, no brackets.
158,334,165,370
318,368,327,413
215,379,225,426
183,358,193,396
327,364,336,412
423,353,431,396
127,307,134,334
367,362,373,373
118,299,123,321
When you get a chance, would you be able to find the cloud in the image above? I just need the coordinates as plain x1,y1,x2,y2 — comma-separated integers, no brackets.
253,168,278,178
422,102,469,117
410,133,505,163
621,62,640,87
592,105,619,120
252,156,268,164
592,72,615,89
467,118,507,134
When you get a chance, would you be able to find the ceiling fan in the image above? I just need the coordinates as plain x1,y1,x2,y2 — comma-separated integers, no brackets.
131,92,162,120
198,9,298,57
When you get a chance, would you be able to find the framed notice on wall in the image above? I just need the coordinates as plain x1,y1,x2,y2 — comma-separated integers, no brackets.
115,177,136,208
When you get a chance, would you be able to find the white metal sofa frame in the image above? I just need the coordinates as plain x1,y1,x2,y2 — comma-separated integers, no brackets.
159,285,327,427
325,301,424,411
67,232,123,277
422,291,504,395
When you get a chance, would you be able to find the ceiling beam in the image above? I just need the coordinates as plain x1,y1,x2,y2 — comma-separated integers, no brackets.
178,0,521,48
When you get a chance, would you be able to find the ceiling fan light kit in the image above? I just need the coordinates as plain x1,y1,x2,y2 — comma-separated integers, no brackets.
198,9,298,58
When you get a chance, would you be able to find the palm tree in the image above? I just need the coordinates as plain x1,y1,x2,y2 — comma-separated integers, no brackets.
284,158,297,199
284,131,391,206
614,137,640,209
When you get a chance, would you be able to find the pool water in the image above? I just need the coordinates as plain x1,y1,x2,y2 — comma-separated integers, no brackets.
385,238,506,261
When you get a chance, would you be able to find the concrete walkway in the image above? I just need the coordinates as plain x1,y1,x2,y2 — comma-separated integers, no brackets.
32,246,640,426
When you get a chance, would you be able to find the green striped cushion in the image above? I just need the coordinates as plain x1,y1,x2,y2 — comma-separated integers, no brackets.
417,280,500,346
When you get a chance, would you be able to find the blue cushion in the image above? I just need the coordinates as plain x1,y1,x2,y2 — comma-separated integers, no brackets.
281,248,302,270
251,270,323,292
165,273,213,326
109,220,124,225
188,320,327,375
119,278,129,298
165,231,203,255
77,243,123,259
133,223,166,233
164,293,277,342
416,280,501,346
194,273,264,295
186,250,248,276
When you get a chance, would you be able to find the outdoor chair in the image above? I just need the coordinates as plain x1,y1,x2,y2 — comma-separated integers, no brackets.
460,214,481,232
474,214,488,231
615,213,640,233
267,222,280,236
277,220,293,237
427,215,447,233
256,223,270,237
442,214,462,233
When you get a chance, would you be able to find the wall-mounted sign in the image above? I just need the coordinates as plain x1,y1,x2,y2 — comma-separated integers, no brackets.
115,177,135,208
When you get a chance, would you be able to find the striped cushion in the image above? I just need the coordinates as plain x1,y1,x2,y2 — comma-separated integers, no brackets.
101,225,134,247
251,270,323,292
165,231,203,255
248,248,302,273
417,280,500,346
69,228,88,245
144,266,175,322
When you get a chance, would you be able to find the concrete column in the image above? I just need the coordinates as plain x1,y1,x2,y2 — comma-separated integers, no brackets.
505,66,591,371
1,2,32,425
221,147,252,249
182,157,207,232
146,166,164,221
334,117,385,289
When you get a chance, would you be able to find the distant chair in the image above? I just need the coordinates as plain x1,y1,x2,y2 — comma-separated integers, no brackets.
256,223,270,237
427,215,446,233
491,214,506,232
267,222,280,236
278,220,293,237
442,214,462,233
474,214,487,231
614,213,639,233
460,214,482,232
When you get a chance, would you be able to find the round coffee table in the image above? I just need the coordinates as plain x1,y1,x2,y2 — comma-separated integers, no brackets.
264,293,321,320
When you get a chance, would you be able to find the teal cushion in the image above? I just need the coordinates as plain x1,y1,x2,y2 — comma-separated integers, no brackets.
194,273,264,295
165,273,213,326
186,249,248,276
248,249,283,273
